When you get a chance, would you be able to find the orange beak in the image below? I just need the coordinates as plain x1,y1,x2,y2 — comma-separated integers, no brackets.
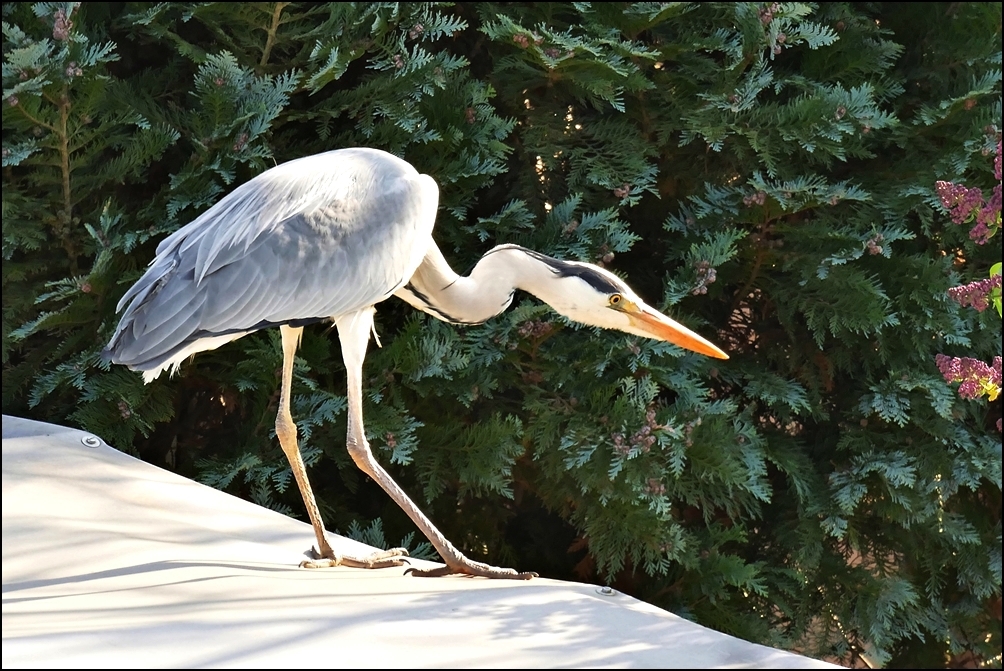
628,306,729,359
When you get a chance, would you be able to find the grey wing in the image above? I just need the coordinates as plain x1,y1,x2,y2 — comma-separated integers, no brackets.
105,149,438,375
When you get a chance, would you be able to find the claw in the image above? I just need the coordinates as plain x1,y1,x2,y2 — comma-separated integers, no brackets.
404,566,453,578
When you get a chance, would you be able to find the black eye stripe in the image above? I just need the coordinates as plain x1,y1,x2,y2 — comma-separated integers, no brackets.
513,247,625,294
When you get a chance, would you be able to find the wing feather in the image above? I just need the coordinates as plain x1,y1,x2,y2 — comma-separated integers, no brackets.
105,148,438,375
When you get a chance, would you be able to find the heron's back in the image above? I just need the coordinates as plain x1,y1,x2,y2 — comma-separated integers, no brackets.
105,148,438,380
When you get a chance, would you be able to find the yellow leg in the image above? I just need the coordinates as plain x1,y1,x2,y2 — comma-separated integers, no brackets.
276,325,408,570
335,310,536,580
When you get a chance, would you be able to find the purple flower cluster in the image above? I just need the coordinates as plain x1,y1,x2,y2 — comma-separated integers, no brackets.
936,180,984,225
936,141,1003,244
947,273,1002,312
935,354,1002,400
971,183,1002,244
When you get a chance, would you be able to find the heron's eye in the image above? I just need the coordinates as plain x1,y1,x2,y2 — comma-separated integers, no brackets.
609,294,623,307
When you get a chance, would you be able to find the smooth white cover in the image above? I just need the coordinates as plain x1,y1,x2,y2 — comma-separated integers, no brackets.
2,415,838,669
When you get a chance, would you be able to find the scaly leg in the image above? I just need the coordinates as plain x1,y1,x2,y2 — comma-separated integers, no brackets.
335,309,536,580
276,325,408,570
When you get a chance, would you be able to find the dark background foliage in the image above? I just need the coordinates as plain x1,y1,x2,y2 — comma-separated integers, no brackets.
3,2,1001,667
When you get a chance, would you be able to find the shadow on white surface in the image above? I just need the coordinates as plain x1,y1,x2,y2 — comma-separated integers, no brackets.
2,415,839,668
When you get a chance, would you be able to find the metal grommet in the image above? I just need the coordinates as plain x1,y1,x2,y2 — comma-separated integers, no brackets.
596,585,616,596
81,435,101,448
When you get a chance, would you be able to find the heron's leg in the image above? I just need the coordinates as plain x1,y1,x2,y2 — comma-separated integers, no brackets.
335,309,536,580
276,325,407,570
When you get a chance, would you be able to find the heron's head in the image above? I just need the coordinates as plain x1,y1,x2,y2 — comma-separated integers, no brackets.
523,251,728,360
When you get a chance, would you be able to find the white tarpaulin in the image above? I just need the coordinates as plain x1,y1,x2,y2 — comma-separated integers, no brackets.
2,415,837,668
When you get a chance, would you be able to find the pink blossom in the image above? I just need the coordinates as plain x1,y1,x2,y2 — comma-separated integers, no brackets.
948,274,1002,312
981,183,1002,225
968,221,991,243
936,354,1002,400
936,181,984,225
935,142,1003,243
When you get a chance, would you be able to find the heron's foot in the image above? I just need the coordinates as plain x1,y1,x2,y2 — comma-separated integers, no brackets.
406,557,537,580
300,546,409,570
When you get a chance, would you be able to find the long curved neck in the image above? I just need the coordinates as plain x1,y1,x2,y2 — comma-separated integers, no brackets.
395,243,558,325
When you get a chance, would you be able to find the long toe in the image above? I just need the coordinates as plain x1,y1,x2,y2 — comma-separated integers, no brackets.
340,547,410,569
302,547,410,570
406,560,537,580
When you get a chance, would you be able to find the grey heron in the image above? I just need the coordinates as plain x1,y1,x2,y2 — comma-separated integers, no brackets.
105,147,728,579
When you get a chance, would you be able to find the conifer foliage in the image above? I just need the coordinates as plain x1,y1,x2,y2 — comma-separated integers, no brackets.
3,3,1001,666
